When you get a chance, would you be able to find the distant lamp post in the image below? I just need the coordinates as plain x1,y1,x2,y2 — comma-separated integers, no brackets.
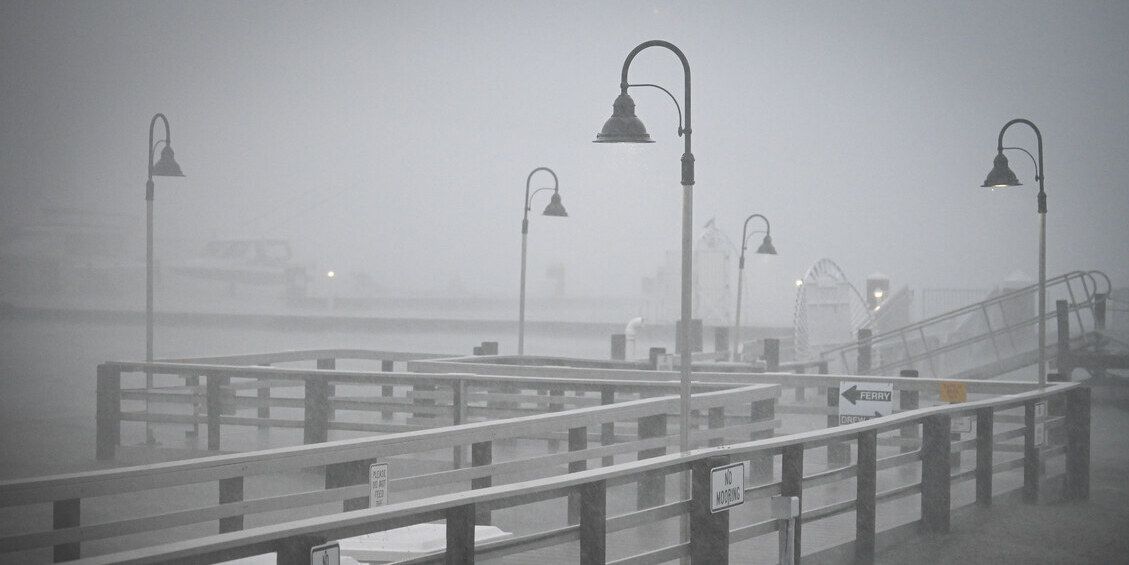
732,214,777,361
145,113,185,443
518,167,568,355
595,40,695,453
981,118,1047,386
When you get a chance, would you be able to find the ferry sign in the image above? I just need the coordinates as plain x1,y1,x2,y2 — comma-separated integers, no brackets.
710,462,745,513
838,382,893,425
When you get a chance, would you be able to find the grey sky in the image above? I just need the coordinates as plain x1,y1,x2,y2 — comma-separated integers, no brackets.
2,0,1127,325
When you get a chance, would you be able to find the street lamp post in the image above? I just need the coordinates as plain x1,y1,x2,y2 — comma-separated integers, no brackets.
981,118,1046,386
518,167,568,356
145,113,185,443
594,40,694,454
732,214,777,361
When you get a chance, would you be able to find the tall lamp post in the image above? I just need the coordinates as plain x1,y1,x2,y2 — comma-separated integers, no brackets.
145,113,185,443
732,214,777,361
594,40,695,453
518,167,568,355
981,118,1046,386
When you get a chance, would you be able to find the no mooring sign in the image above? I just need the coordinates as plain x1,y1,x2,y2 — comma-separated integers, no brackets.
710,462,745,513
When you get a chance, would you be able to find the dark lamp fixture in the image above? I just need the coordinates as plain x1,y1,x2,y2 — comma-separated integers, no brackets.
594,92,653,143
755,234,777,255
152,146,185,177
542,192,568,217
982,151,1019,188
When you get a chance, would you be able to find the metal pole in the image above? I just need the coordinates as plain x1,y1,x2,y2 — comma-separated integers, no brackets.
518,223,529,355
1038,210,1046,386
732,257,745,362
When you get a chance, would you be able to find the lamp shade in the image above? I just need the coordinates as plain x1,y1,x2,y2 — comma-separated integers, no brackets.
982,152,1019,188
755,234,777,255
152,146,185,177
594,92,653,143
542,192,568,217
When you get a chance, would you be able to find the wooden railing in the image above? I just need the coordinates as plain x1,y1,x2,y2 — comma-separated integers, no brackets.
0,369,777,563
62,381,1088,565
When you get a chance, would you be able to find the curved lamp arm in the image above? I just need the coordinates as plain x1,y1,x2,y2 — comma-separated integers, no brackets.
522,166,559,233
996,118,1045,213
620,40,693,186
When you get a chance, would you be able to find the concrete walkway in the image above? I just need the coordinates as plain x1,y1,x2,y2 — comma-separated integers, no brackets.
875,391,1129,564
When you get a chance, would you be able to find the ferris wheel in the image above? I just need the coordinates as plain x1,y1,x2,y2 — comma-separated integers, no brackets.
793,258,873,361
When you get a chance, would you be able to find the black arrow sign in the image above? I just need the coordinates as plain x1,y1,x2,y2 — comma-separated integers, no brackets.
841,385,893,405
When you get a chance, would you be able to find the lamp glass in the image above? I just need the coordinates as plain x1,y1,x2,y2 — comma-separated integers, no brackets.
152,146,185,177
542,192,568,217
594,92,654,143
755,234,777,255
982,151,1019,188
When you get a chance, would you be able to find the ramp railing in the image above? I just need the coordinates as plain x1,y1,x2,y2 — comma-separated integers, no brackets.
821,271,1110,378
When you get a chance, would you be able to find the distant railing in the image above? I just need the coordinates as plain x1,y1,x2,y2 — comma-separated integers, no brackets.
0,366,777,563
65,380,1089,565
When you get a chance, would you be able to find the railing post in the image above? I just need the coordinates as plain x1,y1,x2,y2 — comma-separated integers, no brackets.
326,460,372,511
826,386,850,467
857,329,873,375
1024,400,1041,504
446,504,476,565
304,375,330,444
548,388,566,451
976,407,994,505
708,406,725,448
471,440,492,525
53,498,80,562
317,358,335,424
648,347,666,370
480,341,498,355
381,359,395,421
611,334,627,360
636,413,668,509
95,364,121,461
275,535,327,565
898,370,920,454
715,326,730,357
921,414,952,533
1065,387,1091,501
690,455,730,564
793,367,807,403
781,444,804,564
206,374,222,451
452,379,466,469
856,430,877,564
1056,300,1072,379
579,480,607,565
218,476,244,533
750,398,775,481
256,365,271,425
600,386,616,467
567,425,589,525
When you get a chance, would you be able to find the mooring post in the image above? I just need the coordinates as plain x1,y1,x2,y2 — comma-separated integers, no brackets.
1056,300,1072,379
95,364,121,461
764,338,780,372
611,333,627,360
826,385,850,467
326,459,371,511
855,430,877,563
749,398,775,481
206,374,223,451
1065,386,1091,501
976,406,994,505
1093,293,1107,331
316,358,335,424
648,347,666,370
690,455,731,564
714,326,729,357
857,329,872,375
921,414,952,533
579,480,607,565
793,366,807,403
636,413,668,509
601,386,616,467
452,378,466,469
381,359,394,421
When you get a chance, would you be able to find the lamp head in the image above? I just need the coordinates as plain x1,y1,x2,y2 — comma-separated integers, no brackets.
594,92,653,143
542,192,568,217
151,145,185,177
755,234,777,255
982,151,1019,188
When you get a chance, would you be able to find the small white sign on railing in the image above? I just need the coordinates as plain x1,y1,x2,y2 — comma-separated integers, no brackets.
370,463,389,508
1034,401,1047,447
710,462,745,513
310,541,339,565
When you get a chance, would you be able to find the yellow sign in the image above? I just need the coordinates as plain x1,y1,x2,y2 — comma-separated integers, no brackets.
940,381,967,403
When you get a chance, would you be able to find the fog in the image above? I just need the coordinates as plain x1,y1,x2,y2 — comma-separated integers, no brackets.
3,1,1127,327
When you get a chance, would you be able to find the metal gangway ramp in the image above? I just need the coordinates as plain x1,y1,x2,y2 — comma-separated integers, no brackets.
821,270,1111,379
